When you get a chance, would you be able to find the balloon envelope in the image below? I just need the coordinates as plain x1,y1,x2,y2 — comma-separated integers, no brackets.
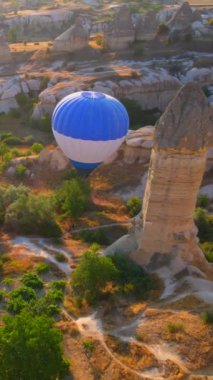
52,91,129,171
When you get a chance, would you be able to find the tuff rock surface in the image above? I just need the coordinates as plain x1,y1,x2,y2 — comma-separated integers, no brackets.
104,7,135,50
131,82,212,267
53,19,88,53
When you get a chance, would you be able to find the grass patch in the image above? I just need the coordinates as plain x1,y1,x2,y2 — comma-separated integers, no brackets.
167,323,185,333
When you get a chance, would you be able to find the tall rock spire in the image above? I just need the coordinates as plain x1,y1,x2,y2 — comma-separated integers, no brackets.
131,82,212,267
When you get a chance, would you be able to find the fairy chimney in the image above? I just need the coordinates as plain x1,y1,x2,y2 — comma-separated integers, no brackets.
131,82,213,267
53,19,88,53
135,12,158,41
104,7,135,50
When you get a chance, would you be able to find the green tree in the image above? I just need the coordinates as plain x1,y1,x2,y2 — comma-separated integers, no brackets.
4,193,61,237
57,178,90,219
71,250,118,303
127,196,142,217
31,142,44,154
0,310,69,380
194,207,213,243
0,143,9,158
21,272,44,290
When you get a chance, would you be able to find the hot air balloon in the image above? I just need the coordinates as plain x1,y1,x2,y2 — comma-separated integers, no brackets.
52,91,129,173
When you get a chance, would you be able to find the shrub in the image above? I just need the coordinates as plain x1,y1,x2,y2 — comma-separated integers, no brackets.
0,143,9,157
38,114,51,132
4,192,61,237
111,254,153,297
50,280,66,291
0,290,6,302
201,311,213,324
120,98,142,128
56,178,90,219
7,286,37,314
3,136,22,147
71,250,118,304
46,289,64,303
127,196,142,217
35,262,50,274
55,253,68,263
208,18,213,26
95,34,104,47
15,164,27,180
196,194,210,209
157,23,169,35
21,272,44,290
83,339,95,354
31,142,44,154
79,229,109,245
200,242,213,263
167,323,185,333
194,208,213,242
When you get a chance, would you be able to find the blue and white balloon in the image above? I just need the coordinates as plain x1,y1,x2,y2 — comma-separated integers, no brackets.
52,91,129,171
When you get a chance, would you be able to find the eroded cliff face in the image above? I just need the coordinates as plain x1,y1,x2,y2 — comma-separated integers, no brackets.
132,83,213,267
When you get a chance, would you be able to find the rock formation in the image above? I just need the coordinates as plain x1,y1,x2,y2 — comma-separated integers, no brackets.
104,7,135,50
0,32,12,64
135,12,158,41
53,19,88,53
131,82,213,267
4,9,74,41
167,2,194,31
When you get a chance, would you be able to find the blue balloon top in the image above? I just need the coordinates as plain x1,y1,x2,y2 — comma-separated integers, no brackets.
52,91,129,141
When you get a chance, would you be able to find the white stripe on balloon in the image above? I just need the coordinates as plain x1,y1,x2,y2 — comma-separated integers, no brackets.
53,130,125,164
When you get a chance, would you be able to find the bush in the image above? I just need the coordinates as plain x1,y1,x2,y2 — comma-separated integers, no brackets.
31,142,44,154
208,18,213,26
120,98,142,128
83,339,95,354
196,194,210,209
200,242,213,263
35,262,50,274
127,196,142,217
111,254,153,296
55,253,68,263
71,250,118,304
50,280,66,291
7,286,37,314
201,310,213,324
56,178,90,219
167,323,185,333
157,23,169,35
38,114,51,132
21,272,44,290
79,229,109,245
15,164,27,180
3,136,23,146
0,143,9,157
194,208,213,242
0,290,6,302
4,192,61,237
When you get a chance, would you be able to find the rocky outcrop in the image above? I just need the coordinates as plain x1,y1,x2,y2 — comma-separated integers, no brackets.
4,9,74,41
53,19,88,53
38,146,69,172
131,83,212,267
0,77,41,114
0,32,12,64
104,7,135,50
167,2,194,31
32,68,182,119
135,12,158,41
